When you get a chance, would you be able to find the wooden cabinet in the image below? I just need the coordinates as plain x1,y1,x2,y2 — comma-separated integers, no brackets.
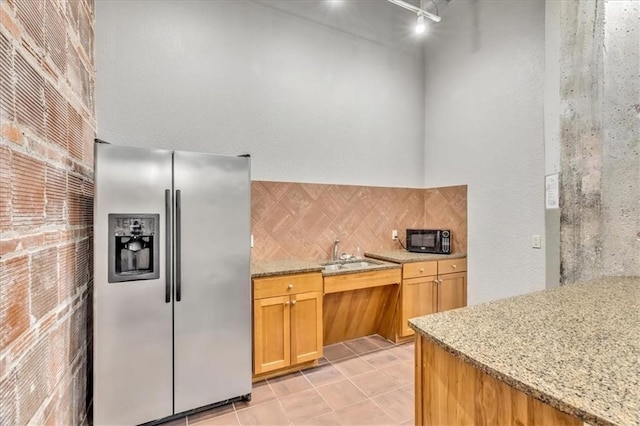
253,295,291,373
290,291,323,365
415,335,581,426
401,276,437,337
253,273,323,376
437,271,467,312
399,257,467,338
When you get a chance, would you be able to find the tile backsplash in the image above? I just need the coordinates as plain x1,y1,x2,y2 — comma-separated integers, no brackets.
251,181,467,262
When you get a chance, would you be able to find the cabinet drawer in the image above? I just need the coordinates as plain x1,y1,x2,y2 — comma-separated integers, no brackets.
253,273,323,299
438,258,467,274
403,261,437,279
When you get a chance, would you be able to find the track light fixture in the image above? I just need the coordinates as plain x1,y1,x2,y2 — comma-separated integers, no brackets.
415,14,426,34
387,0,442,24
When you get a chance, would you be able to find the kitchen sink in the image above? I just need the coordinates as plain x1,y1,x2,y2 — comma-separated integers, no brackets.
321,259,384,272
342,261,374,268
323,264,342,272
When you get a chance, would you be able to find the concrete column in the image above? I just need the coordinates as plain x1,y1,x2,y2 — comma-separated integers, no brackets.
558,0,640,283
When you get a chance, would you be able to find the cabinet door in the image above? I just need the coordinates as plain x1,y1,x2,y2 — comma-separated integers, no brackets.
290,291,323,365
438,272,467,312
401,277,437,337
254,295,291,375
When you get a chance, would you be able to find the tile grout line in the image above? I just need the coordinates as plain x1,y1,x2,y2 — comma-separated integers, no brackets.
378,345,416,424
187,336,412,426
362,339,415,424
301,338,413,423
272,370,310,426
366,383,414,425
296,364,337,424
289,337,400,424
237,377,281,411
306,338,409,424
342,351,406,424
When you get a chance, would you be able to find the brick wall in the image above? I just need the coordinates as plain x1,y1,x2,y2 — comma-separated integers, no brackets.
0,0,95,424
251,181,467,261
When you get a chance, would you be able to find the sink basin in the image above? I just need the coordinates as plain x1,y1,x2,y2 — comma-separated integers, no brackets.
322,259,383,273
323,264,342,272
341,261,373,269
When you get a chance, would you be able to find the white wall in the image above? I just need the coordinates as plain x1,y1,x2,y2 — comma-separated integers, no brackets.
97,0,550,304
422,1,546,304
95,0,426,187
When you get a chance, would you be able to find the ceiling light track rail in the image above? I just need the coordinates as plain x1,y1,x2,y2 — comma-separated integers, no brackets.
387,0,442,23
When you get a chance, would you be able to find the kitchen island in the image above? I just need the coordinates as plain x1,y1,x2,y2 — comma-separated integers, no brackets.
410,276,639,426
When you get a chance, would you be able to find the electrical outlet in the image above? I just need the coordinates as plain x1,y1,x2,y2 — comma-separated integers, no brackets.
532,234,541,249
392,230,398,240
250,234,254,248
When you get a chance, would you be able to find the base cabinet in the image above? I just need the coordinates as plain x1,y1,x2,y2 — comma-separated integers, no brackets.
253,273,323,376
437,271,467,312
253,295,291,374
401,277,437,337
290,291,323,365
399,258,467,338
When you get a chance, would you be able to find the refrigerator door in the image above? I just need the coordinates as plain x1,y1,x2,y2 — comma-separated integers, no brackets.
94,144,174,425
173,151,251,413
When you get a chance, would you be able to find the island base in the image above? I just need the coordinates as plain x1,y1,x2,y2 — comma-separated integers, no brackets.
414,335,581,426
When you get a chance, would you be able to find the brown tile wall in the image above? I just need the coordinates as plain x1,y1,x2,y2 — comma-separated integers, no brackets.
423,185,467,255
0,0,95,424
251,182,466,262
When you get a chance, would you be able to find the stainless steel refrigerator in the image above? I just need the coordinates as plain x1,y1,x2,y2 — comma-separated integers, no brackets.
93,143,252,425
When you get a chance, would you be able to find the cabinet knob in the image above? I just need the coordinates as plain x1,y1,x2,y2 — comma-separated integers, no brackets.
419,268,424,273
433,280,438,284
284,301,289,305
452,264,457,269
439,279,443,284
291,300,297,305
288,284,294,289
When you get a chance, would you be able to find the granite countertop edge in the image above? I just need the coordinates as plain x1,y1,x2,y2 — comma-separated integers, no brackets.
321,261,401,277
365,250,467,264
251,258,401,278
251,266,323,278
408,322,615,426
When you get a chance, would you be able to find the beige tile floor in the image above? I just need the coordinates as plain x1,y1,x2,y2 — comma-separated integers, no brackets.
165,335,415,425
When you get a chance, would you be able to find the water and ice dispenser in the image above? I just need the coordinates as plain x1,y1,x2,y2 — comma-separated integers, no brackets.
108,214,160,283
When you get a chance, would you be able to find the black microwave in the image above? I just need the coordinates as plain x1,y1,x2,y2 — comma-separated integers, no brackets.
406,229,451,254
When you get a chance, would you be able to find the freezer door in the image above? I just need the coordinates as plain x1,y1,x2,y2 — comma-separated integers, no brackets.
94,144,174,425
173,151,251,413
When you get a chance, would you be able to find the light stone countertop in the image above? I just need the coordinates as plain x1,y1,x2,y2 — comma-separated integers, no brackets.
409,276,640,426
365,249,467,263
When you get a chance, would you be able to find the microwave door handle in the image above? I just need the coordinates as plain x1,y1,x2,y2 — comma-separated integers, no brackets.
165,189,172,303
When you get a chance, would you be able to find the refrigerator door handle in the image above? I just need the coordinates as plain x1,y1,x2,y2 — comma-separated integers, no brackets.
176,189,182,302
165,189,172,303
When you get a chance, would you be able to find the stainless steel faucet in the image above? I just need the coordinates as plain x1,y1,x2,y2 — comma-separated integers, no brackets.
332,238,340,261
